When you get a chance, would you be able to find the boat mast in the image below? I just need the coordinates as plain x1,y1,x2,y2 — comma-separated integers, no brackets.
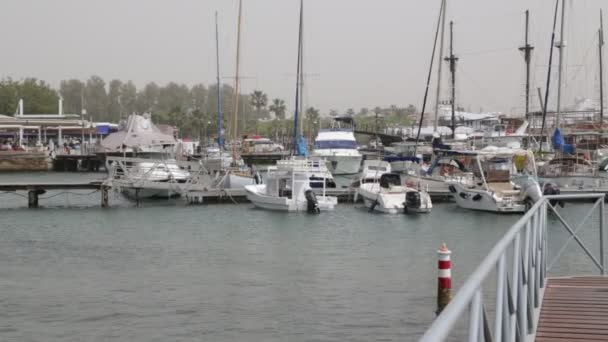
215,11,224,149
414,0,445,154
555,0,566,128
231,0,243,160
600,9,605,129
538,0,561,153
433,0,447,132
444,21,458,140
293,0,304,155
519,10,534,121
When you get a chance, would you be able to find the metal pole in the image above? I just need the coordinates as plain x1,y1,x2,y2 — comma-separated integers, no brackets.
434,0,447,132
600,197,605,275
555,0,566,128
520,10,534,120
600,10,605,129
231,0,243,161
215,11,224,148
444,21,458,140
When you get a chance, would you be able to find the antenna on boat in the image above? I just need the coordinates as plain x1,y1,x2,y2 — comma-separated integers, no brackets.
231,0,243,162
413,0,445,156
433,0,447,133
519,10,534,121
538,0,561,154
444,21,458,140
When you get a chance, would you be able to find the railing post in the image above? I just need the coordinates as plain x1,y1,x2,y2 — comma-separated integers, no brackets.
469,290,482,342
601,198,606,275
494,254,505,342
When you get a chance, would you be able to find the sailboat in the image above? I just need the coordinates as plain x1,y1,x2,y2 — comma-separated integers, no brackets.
245,0,338,212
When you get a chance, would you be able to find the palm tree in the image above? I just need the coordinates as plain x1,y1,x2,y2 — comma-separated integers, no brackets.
305,107,320,140
269,98,286,120
249,90,268,134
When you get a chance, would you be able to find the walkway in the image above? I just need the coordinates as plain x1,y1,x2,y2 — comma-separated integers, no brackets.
537,276,608,341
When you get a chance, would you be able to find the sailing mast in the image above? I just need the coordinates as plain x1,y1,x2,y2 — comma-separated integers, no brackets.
231,0,243,161
414,0,445,154
433,0,447,133
519,10,534,121
538,0,561,153
555,0,566,128
293,0,304,155
444,22,458,140
600,9,605,128
215,11,224,149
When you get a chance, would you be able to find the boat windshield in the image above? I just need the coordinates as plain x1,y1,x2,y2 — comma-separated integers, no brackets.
314,140,357,150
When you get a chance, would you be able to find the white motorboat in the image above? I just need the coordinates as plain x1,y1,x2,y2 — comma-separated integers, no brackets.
108,157,192,199
357,173,432,214
349,159,391,188
401,152,475,194
312,117,362,175
447,148,543,213
245,158,337,212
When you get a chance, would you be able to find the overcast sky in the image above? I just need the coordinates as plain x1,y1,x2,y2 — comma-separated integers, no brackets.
0,0,605,115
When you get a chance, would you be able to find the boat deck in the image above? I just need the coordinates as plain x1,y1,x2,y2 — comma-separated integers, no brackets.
537,276,608,341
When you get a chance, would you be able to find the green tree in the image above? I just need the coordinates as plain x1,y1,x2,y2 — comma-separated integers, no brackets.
190,84,207,112
85,75,108,121
59,79,85,114
136,82,160,113
0,78,58,115
249,90,268,119
157,82,190,115
119,81,137,116
269,98,286,120
305,106,320,140
107,79,123,121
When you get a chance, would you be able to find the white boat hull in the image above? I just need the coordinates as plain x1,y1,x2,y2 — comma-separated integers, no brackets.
321,155,363,175
245,184,337,212
357,184,432,214
449,183,526,213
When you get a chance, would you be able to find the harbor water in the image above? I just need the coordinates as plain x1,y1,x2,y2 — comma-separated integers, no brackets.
0,173,602,341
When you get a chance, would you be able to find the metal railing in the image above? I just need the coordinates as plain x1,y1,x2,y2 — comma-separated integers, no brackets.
419,193,606,342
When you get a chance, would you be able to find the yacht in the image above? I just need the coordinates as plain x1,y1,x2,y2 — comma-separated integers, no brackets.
447,148,543,213
312,117,362,175
357,173,433,214
245,158,337,212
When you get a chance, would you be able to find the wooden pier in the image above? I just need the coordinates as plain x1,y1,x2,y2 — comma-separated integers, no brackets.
0,181,109,208
537,276,608,341
52,154,102,172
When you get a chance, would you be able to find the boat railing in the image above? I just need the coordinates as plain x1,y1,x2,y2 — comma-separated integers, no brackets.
419,193,606,342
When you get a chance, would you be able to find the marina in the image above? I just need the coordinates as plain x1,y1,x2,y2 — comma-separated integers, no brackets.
1,0,607,340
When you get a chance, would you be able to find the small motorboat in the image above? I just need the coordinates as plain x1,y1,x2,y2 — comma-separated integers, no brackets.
245,159,337,212
357,173,433,214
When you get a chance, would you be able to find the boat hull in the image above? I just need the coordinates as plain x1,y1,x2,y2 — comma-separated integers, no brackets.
318,154,362,175
245,184,337,212
357,185,432,214
449,183,526,213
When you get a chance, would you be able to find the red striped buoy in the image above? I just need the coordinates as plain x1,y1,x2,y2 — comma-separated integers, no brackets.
437,243,452,315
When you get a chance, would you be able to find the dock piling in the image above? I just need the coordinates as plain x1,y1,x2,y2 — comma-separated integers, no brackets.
27,190,39,208
436,243,452,315
101,186,109,208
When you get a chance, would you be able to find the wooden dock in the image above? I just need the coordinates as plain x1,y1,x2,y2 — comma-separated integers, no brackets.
0,181,109,208
537,276,608,341
53,154,102,172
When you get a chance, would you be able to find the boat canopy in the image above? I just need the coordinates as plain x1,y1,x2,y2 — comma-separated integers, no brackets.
100,114,176,151
552,128,576,154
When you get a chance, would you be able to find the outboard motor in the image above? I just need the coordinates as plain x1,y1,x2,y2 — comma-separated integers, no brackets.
543,181,563,207
405,191,422,213
253,172,262,185
305,189,320,214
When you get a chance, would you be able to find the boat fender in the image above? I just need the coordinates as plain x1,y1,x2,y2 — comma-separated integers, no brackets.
472,194,482,201
304,189,320,214
254,172,262,185
448,185,457,193
459,192,469,199
543,181,564,208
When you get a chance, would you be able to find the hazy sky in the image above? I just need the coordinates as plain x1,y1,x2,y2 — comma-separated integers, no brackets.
0,0,605,115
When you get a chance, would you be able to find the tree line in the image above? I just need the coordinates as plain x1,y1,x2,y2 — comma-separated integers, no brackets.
0,76,418,141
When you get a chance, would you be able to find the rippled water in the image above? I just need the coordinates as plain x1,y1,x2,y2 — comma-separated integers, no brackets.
0,172,602,341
